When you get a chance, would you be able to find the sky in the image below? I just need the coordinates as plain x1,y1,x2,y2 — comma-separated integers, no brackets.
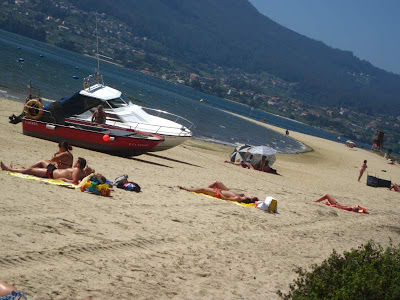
249,0,400,75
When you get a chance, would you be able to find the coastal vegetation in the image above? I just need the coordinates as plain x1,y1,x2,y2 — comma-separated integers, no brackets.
0,0,399,152
278,241,400,300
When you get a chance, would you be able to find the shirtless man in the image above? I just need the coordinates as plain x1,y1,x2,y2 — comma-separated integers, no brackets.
179,181,259,203
91,104,107,124
25,141,73,170
1,157,90,184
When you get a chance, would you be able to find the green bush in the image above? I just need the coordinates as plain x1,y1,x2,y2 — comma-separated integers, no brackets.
278,241,400,300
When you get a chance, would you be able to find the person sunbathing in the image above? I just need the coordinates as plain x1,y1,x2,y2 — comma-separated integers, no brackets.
389,183,399,192
178,181,259,203
224,160,251,169
0,280,26,299
24,141,73,170
314,194,367,213
1,157,91,184
227,156,278,174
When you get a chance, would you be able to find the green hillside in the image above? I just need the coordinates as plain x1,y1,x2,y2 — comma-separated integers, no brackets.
68,0,400,114
1,0,399,153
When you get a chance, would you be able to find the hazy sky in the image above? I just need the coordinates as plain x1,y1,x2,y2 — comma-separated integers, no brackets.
249,0,400,75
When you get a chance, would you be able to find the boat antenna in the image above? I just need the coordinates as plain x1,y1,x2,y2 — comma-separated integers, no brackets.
96,12,100,74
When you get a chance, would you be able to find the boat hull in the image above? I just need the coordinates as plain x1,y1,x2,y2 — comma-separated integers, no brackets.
22,119,162,156
148,135,191,151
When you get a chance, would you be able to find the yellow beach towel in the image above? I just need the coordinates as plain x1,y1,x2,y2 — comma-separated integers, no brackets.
7,171,79,189
192,192,254,207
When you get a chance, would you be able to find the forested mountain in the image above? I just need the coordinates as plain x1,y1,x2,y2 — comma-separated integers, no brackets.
68,0,400,114
1,0,399,152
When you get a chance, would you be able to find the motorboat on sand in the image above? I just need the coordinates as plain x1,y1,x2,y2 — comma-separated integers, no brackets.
10,72,194,154
10,84,164,156
22,117,163,156
73,73,194,151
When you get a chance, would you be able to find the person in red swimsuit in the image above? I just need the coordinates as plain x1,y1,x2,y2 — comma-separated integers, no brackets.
314,194,367,213
389,183,399,192
179,181,259,203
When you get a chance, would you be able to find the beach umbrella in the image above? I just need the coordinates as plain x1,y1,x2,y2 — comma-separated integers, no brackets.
248,145,277,167
230,144,251,163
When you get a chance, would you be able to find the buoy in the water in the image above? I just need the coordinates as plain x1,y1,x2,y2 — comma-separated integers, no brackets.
17,47,21,50
72,75,80,79
40,54,44,58
18,58,24,62
75,66,79,70
200,99,204,103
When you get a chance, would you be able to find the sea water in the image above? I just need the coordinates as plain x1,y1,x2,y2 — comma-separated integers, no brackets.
0,30,365,153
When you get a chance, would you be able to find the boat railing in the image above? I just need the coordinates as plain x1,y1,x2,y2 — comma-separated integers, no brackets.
103,118,192,137
139,106,195,130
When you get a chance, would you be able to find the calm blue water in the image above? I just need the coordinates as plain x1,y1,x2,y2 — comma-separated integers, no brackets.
0,30,369,153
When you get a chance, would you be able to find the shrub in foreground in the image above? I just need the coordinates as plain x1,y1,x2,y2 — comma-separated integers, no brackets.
278,241,400,300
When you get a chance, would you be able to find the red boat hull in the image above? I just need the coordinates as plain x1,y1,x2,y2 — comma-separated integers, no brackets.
22,118,162,156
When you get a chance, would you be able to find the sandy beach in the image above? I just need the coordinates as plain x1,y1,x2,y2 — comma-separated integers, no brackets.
1,98,399,300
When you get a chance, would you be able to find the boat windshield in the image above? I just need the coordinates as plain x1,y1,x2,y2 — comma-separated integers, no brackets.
106,97,129,109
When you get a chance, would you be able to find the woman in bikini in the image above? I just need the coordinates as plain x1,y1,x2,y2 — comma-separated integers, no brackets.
23,141,73,171
358,160,367,182
179,181,259,203
314,194,367,213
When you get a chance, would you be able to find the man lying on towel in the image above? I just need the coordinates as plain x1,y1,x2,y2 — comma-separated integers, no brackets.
179,181,259,204
1,157,92,185
314,194,368,213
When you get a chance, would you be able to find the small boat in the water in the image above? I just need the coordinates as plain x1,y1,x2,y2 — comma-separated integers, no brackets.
72,75,80,79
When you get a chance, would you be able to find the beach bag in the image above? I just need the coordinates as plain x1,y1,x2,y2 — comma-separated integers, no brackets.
255,196,278,213
116,181,141,192
114,174,141,192
121,181,141,193
114,174,128,186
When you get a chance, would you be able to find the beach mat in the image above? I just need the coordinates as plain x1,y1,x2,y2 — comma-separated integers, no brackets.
7,171,78,189
322,202,368,214
192,192,254,207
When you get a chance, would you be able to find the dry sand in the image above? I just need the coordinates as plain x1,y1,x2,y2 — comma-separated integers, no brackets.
1,98,399,300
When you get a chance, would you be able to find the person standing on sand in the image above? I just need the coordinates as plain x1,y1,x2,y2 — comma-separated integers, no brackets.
1,157,91,184
358,160,367,182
